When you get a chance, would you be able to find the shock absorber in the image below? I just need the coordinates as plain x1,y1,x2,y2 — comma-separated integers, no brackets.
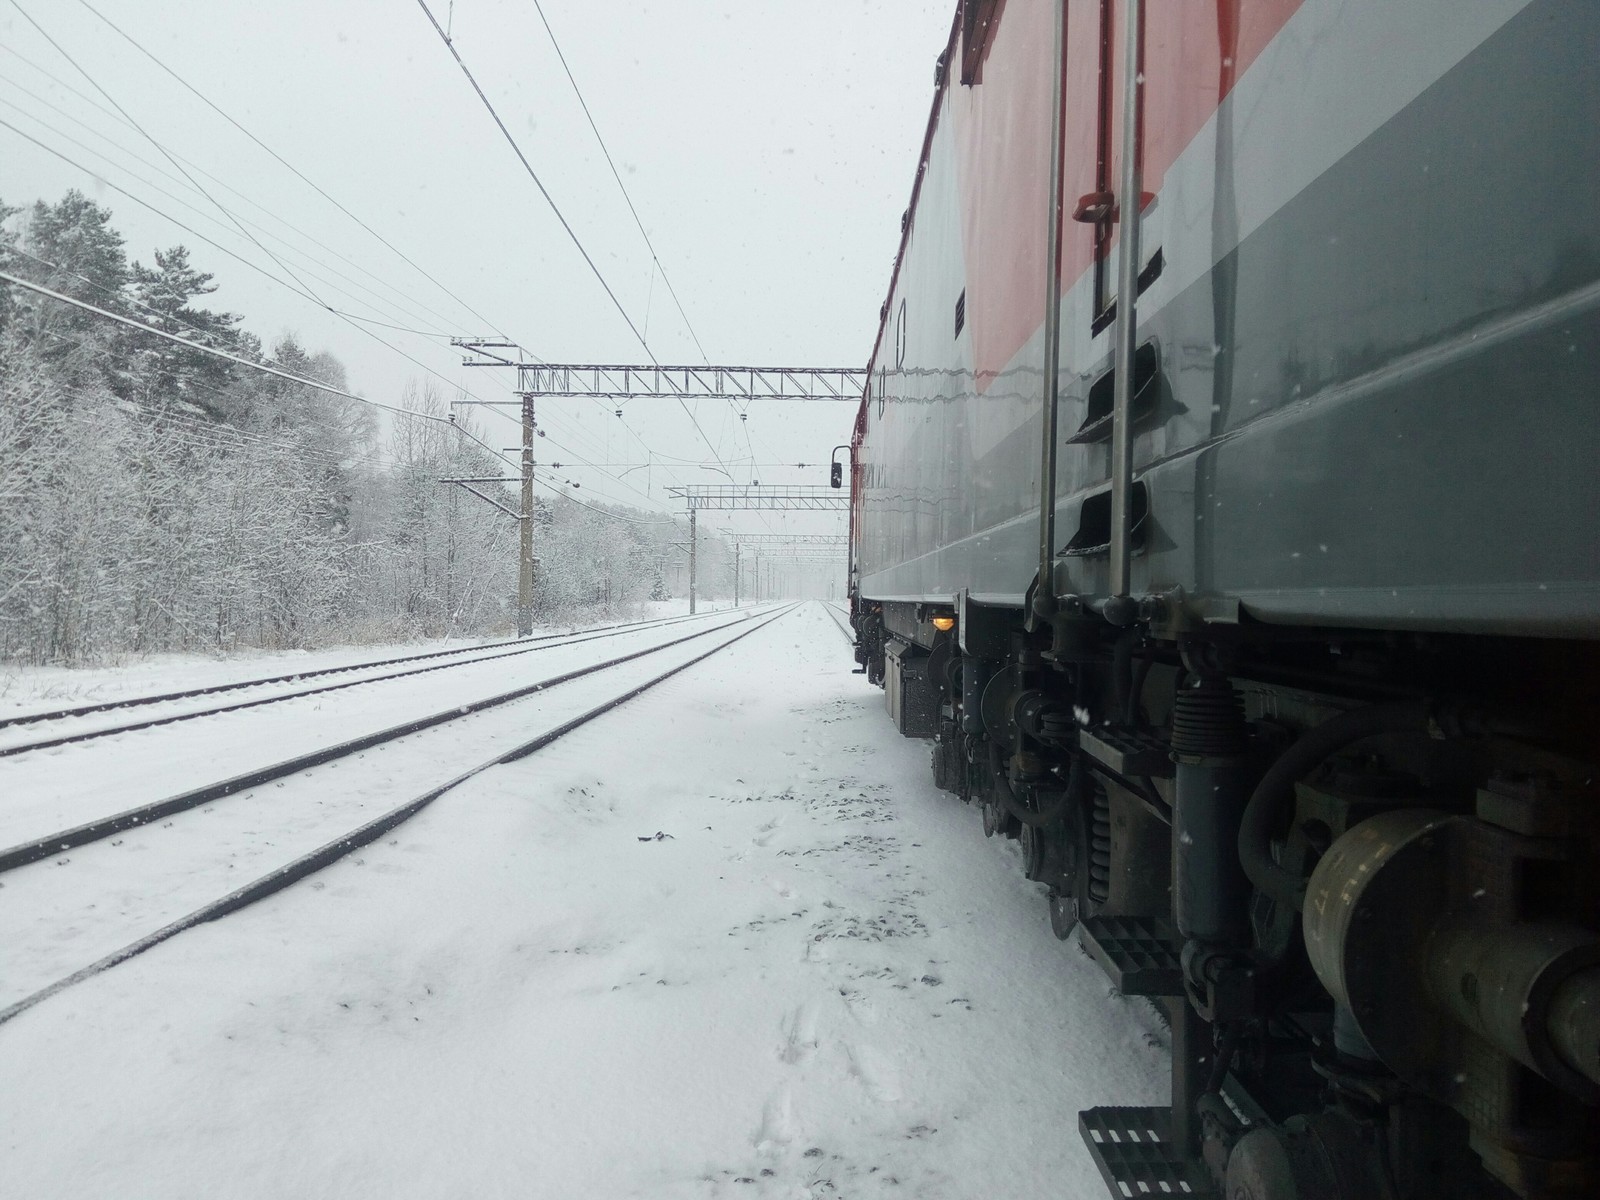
1088,780,1112,905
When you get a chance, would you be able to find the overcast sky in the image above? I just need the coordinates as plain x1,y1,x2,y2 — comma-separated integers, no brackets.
0,0,953,539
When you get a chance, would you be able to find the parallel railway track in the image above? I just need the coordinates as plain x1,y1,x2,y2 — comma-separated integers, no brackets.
0,607,761,758
0,604,798,1026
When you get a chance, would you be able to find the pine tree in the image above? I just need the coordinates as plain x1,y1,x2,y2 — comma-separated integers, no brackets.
127,245,243,408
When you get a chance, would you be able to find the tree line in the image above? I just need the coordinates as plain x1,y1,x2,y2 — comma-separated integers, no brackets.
0,190,706,665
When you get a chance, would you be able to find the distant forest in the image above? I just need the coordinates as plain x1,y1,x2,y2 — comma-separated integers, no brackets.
0,190,697,665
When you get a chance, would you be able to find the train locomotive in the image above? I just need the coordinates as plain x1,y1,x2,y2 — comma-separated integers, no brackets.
843,2,1599,1197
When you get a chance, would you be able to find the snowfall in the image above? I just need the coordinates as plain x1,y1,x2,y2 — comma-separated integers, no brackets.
0,602,1166,1199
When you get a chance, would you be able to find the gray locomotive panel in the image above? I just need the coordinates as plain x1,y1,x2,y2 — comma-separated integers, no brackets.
857,0,1598,638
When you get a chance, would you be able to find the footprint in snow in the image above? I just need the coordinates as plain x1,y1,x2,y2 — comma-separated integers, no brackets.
778,1005,819,1065
752,1086,799,1150
842,1041,901,1103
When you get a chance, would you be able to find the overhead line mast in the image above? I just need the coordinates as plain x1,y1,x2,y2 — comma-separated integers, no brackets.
664,486,849,615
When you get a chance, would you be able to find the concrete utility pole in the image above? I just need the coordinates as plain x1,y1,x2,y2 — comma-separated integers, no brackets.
733,541,741,607
688,508,698,615
519,393,535,636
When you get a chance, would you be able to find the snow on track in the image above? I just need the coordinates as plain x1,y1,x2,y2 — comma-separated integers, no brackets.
0,612,784,1011
0,606,767,754
0,602,1165,1198
0,609,760,844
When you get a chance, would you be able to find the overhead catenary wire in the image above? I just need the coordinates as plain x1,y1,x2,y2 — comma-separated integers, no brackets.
411,0,735,482
0,117,455,340
1,7,522,433
6,7,748,527
528,0,710,364
3,118,689,515
9,0,359,334
0,73,470,338
1,84,703,515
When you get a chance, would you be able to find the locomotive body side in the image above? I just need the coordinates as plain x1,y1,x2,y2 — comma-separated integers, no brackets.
855,0,1598,635
849,2,1600,1197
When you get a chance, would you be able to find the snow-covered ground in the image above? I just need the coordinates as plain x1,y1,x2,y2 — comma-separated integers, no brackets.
0,602,1165,1198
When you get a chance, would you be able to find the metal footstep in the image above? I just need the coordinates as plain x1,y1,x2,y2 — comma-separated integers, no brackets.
1079,1107,1217,1198
1078,915,1183,996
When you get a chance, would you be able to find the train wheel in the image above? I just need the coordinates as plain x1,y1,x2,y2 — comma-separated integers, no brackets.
981,793,1004,837
980,793,1018,839
1019,821,1045,878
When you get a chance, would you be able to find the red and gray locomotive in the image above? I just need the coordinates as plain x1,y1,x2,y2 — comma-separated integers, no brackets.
845,1,1598,1197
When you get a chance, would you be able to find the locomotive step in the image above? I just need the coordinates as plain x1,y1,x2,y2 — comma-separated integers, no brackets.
1078,915,1182,997
1078,726,1175,779
1079,1106,1217,1198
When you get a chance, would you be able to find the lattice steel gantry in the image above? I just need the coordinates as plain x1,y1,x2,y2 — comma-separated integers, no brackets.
665,485,848,513
449,341,866,403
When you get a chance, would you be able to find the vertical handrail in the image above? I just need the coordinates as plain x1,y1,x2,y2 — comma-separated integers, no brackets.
1034,0,1071,623
1109,0,1144,600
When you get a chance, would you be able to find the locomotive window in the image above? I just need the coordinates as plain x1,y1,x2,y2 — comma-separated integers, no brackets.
954,289,966,338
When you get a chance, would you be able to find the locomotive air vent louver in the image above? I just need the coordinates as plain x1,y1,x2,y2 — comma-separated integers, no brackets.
954,289,966,338
1060,481,1150,557
1068,341,1161,444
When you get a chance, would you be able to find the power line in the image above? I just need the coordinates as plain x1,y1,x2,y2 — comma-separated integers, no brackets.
4,129,682,514
68,0,511,340
7,7,724,524
2,267,450,423
529,0,710,363
5,4,517,427
411,0,734,481
0,70,471,337
0,116,449,340
412,0,647,355
9,0,343,330
6,275,688,536
473,403,676,516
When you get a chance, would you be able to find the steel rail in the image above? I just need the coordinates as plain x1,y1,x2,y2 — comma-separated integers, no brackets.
0,604,797,1028
0,607,753,734
0,609,751,758
821,602,856,644
0,608,780,874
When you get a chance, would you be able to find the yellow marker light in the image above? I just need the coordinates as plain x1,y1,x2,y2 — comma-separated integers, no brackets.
930,614,956,631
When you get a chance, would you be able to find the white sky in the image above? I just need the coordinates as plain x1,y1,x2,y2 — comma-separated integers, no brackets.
0,0,954,538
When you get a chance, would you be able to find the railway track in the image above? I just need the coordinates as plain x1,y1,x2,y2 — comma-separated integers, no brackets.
0,603,798,1026
822,600,855,643
0,607,771,869
0,606,762,758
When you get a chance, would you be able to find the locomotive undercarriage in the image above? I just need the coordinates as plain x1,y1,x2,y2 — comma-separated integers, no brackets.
851,597,1599,1200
